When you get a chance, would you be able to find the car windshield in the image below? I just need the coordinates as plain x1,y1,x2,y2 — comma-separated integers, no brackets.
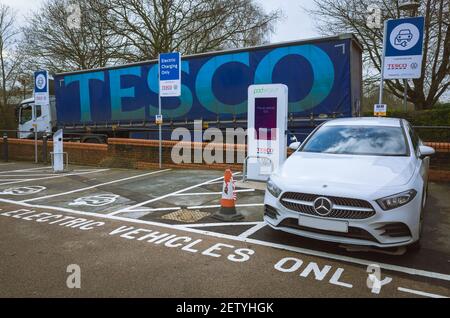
300,125,408,156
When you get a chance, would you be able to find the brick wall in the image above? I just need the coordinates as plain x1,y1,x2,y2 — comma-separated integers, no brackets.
0,138,108,166
1,137,449,182
0,138,245,171
107,138,246,171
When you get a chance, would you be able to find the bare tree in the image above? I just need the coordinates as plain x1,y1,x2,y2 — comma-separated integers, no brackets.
22,0,126,72
308,0,449,110
0,4,23,129
92,0,281,61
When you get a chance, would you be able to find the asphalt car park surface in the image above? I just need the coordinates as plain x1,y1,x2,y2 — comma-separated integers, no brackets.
0,161,449,297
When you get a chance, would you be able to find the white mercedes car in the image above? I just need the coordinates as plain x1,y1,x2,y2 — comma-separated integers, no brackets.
264,117,435,250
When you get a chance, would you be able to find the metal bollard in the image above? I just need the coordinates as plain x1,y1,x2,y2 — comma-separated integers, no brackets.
34,129,38,164
42,133,48,163
2,134,8,162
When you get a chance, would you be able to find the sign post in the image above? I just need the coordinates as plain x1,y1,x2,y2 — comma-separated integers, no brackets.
379,16,424,105
34,70,50,163
158,52,181,168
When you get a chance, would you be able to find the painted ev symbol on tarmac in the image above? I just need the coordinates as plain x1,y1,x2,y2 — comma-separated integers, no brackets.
69,194,119,207
0,186,46,196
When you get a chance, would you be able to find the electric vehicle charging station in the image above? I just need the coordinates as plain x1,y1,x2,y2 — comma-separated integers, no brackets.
52,129,64,172
246,84,288,181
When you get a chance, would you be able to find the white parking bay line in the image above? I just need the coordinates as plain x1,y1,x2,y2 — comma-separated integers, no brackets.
187,203,264,209
204,180,225,185
109,172,241,215
21,169,172,203
0,179,27,185
171,189,255,196
0,169,110,186
397,287,448,298
0,174,70,177
0,166,51,174
1,197,450,283
176,221,261,228
120,207,181,213
238,222,267,238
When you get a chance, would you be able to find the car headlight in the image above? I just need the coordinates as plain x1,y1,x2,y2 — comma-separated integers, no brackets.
267,177,282,198
376,189,417,210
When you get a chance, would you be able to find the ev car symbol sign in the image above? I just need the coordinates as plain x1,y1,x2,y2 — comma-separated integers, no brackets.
159,52,181,97
34,70,49,106
383,17,424,79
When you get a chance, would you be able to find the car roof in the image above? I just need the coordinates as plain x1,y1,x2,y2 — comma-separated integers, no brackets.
323,117,402,127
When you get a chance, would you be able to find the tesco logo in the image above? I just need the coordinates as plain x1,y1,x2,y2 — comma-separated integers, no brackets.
387,63,408,70
257,147,274,154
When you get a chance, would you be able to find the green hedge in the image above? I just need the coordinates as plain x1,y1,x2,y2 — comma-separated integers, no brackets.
363,107,450,126
362,107,450,141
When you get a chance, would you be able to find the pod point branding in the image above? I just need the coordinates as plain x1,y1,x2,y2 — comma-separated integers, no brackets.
253,87,279,94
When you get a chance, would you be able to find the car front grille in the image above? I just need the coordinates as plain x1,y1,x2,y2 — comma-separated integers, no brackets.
277,218,379,243
280,192,375,220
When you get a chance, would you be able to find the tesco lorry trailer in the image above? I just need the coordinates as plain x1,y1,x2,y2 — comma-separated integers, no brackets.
17,33,362,143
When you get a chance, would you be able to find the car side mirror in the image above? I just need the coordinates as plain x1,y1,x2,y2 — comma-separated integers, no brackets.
419,145,435,159
289,141,300,150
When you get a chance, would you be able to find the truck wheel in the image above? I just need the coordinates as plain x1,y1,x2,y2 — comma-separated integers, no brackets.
82,137,105,144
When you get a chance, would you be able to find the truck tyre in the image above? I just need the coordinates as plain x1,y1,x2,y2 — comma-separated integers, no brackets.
82,137,105,144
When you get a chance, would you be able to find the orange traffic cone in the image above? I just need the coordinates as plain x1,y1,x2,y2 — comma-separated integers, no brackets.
213,169,244,221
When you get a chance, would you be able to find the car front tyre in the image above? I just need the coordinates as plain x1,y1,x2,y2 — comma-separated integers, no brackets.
408,240,421,252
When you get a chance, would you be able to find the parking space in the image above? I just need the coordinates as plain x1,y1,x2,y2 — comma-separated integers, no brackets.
0,161,449,297
0,165,108,190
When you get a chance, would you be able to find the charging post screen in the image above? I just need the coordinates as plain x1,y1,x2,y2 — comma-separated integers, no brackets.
254,97,277,141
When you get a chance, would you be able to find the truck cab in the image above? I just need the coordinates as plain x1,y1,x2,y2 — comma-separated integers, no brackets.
17,96,56,139
17,75,56,139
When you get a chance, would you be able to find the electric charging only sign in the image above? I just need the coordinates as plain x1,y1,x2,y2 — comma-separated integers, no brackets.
159,52,181,97
383,17,424,79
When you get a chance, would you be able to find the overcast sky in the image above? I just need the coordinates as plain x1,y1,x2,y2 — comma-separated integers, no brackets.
1,0,320,43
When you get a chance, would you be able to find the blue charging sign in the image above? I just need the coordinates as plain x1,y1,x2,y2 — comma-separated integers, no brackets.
383,17,424,79
159,52,181,97
34,70,49,106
